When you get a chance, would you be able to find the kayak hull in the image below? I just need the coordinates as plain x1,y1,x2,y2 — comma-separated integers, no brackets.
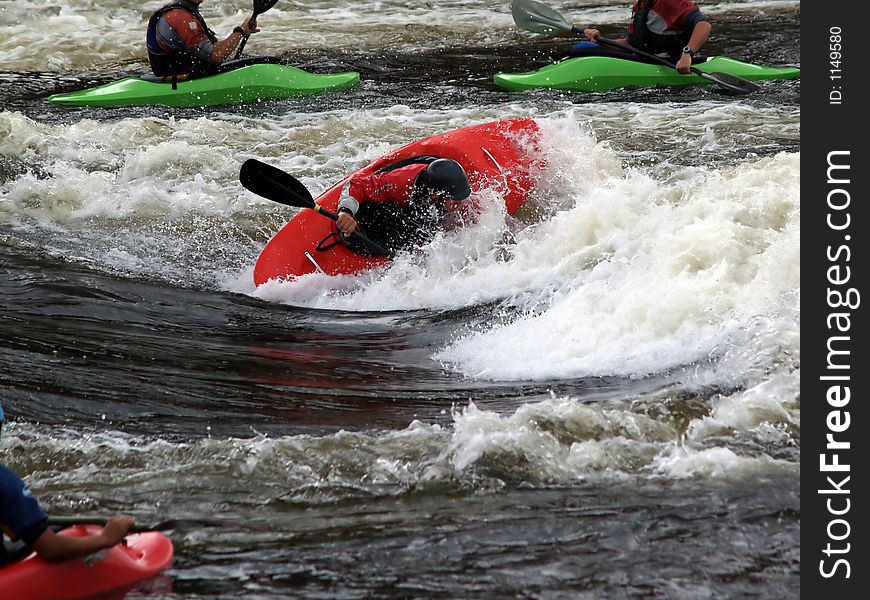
253,118,544,284
47,63,360,108
494,56,800,92
0,525,174,600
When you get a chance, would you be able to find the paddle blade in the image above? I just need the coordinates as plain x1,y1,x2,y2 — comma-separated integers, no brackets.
241,160,394,259
511,0,573,35
240,159,316,209
253,0,279,16
699,71,761,94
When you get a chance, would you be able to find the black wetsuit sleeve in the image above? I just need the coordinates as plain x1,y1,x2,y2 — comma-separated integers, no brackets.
682,9,705,30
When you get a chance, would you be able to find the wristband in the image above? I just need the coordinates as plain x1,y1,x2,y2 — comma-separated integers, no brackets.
233,26,246,37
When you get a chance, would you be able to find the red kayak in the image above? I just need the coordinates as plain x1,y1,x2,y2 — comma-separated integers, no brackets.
253,118,544,284
0,525,173,600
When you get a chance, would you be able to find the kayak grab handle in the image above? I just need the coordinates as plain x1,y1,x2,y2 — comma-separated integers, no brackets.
481,146,510,191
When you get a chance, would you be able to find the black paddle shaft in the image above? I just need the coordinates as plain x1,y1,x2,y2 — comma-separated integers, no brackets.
235,0,280,59
47,516,225,533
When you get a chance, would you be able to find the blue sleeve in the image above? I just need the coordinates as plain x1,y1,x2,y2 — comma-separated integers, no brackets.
683,8,705,29
1,465,48,545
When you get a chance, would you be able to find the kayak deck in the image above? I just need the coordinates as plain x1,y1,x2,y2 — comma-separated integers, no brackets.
494,55,800,92
47,63,360,108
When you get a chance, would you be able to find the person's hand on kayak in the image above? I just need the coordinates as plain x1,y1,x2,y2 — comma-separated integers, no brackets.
99,515,136,546
31,514,136,561
336,212,358,236
241,16,261,36
675,53,692,74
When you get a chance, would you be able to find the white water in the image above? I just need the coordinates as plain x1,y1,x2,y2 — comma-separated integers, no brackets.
3,374,799,494
0,0,802,71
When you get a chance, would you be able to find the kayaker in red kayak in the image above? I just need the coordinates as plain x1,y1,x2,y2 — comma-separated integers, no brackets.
334,157,475,255
146,0,260,77
0,404,134,564
567,0,712,74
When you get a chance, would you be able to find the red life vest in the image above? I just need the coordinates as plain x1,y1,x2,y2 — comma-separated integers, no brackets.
146,1,218,77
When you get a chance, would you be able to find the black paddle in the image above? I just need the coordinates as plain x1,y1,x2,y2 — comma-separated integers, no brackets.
47,516,225,533
239,158,393,258
510,0,759,94
235,0,280,59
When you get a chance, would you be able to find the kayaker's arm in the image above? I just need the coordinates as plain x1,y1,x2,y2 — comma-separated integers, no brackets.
210,16,260,64
582,28,627,45
30,515,135,562
675,20,711,74
336,180,362,236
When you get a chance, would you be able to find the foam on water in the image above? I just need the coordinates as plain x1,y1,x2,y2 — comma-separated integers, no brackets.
436,146,799,381
2,378,798,501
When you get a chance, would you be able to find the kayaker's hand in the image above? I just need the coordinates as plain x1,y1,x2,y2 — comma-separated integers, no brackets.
676,53,692,74
242,17,260,35
100,515,135,546
583,28,600,41
336,212,358,236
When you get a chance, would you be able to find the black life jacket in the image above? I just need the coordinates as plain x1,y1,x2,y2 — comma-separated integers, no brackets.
630,0,696,56
631,0,654,50
146,1,219,77
327,156,447,257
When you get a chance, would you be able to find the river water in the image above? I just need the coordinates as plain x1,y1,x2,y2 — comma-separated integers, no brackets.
1,1,800,598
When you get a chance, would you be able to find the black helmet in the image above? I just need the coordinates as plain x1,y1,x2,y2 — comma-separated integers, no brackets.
423,159,471,200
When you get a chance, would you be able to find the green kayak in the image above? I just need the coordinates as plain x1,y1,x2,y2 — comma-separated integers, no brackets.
47,63,360,108
494,55,800,92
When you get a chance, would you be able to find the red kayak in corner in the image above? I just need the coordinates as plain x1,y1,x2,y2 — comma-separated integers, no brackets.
0,525,173,600
253,118,544,285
